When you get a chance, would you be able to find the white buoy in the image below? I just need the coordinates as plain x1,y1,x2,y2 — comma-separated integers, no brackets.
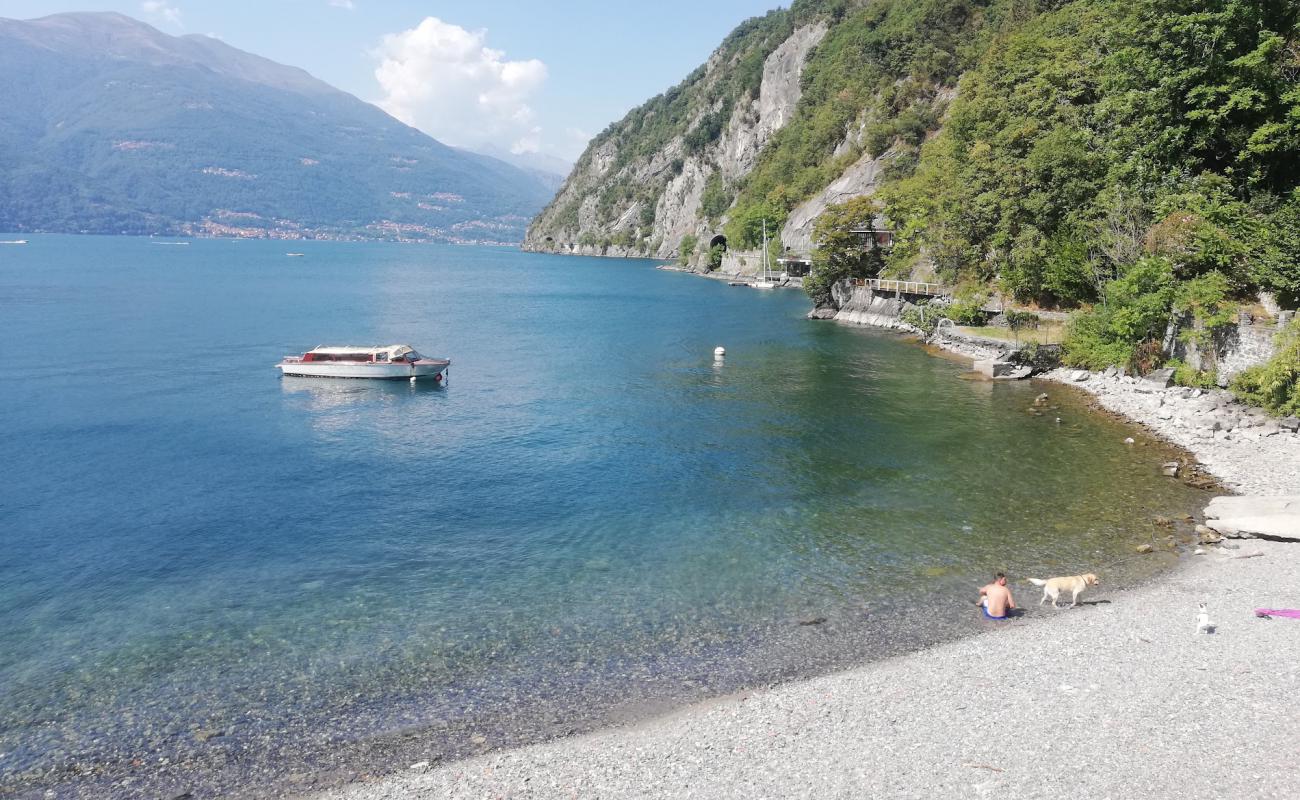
410,375,417,384
714,346,726,358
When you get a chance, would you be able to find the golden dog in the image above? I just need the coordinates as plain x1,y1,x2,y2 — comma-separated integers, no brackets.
1027,573,1099,608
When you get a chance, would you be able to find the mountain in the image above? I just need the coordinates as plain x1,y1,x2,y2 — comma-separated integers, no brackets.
526,0,1299,413
468,144,573,190
0,12,556,242
525,0,1299,305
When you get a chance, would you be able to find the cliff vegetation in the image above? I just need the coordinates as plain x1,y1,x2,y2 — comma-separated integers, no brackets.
529,0,1299,409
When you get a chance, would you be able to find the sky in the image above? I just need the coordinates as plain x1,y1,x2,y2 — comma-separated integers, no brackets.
3,0,784,162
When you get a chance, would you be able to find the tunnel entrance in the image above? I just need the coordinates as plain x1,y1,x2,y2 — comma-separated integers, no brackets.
708,234,728,251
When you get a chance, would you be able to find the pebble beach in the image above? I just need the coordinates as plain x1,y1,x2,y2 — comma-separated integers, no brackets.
311,363,1300,800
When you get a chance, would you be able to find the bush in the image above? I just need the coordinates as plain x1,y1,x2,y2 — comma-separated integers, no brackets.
678,234,698,265
941,288,988,326
1004,311,1040,330
1230,319,1300,416
900,301,938,335
1166,358,1218,390
707,243,726,271
1061,257,1176,370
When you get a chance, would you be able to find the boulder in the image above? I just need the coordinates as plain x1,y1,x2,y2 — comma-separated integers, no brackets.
1070,370,1091,382
1280,417,1300,432
1143,368,1175,388
1161,462,1180,477
1203,496,1300,541
974,359,1026,379
1103,365,1118,378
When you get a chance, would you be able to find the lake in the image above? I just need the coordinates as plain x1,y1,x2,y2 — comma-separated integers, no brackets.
0,235,1204,798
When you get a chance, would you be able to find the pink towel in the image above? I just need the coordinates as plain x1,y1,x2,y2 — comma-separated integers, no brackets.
1255,609,1300,619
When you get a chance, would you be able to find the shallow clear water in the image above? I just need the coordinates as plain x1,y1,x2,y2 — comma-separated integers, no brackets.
0,236,1204,797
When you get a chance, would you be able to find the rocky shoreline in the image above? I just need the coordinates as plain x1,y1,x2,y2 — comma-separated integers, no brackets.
307,310,1300,800
1039,367,1300,497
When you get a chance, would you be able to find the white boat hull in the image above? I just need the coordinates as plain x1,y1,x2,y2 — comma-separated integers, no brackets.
276,359,450,380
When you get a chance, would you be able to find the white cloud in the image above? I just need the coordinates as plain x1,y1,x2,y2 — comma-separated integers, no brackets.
329,0,355,9
372,17,547,153
140,1,183,27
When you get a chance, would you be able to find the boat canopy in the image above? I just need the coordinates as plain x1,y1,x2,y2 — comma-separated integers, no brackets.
309,345,416,359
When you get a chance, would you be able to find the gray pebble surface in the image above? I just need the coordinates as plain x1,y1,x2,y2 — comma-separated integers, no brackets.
312,540,1300,799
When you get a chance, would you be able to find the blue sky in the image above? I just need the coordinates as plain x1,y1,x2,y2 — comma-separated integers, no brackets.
5,1,784,161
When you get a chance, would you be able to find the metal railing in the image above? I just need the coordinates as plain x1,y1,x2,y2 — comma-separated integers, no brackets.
856,278,948,296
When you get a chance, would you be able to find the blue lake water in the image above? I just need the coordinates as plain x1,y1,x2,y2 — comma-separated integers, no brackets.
0,236,1205,797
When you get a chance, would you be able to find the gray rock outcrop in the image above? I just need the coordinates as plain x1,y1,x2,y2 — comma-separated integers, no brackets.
1204,496,1300,541
525,23,828,261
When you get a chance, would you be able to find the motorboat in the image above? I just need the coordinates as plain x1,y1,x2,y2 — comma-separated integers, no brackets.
276,345,450,380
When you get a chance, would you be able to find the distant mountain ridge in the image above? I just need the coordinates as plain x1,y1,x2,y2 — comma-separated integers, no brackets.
0,12,555,242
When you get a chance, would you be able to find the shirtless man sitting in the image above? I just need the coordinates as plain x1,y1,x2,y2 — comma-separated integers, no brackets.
978,572,1016,620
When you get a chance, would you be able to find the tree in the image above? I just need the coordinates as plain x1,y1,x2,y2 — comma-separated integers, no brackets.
806,196,884,304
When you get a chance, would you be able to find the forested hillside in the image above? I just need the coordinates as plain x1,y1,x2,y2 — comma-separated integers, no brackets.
530,0,1299,410
0,12,554,241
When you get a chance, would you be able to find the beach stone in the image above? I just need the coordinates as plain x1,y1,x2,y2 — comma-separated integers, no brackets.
1123,437,1136,444
1071,370,1090,382
1261,422,1281,437
1161,462,1180,477
1280,417,1300,432
1204,496,1300,541
409,761,430,773
1143,368,1175,388
1103,365,1118,378
1135,544,1155,554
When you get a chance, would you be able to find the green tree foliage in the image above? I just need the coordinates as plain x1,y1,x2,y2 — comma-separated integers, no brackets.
727,202,783,250
882,0,1300,304
708,243,727,271
806,197,883,304
1062,257,1177,370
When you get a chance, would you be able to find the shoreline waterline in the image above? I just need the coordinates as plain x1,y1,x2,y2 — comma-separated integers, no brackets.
308,313,1300,800
306,373,1299,800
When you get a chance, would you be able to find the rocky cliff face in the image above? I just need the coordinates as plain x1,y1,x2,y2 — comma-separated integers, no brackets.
524,21,827,261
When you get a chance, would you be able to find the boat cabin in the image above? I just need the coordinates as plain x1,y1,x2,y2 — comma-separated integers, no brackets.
300,345,422,364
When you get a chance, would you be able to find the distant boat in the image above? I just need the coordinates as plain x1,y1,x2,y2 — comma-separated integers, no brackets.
752,220,777,290
0,239,28,245
151,241,189,246
276,345,450,381
286,252,305,257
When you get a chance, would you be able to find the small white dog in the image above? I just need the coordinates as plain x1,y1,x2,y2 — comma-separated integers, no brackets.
1197,602,1216,634
1027,573,1099,608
